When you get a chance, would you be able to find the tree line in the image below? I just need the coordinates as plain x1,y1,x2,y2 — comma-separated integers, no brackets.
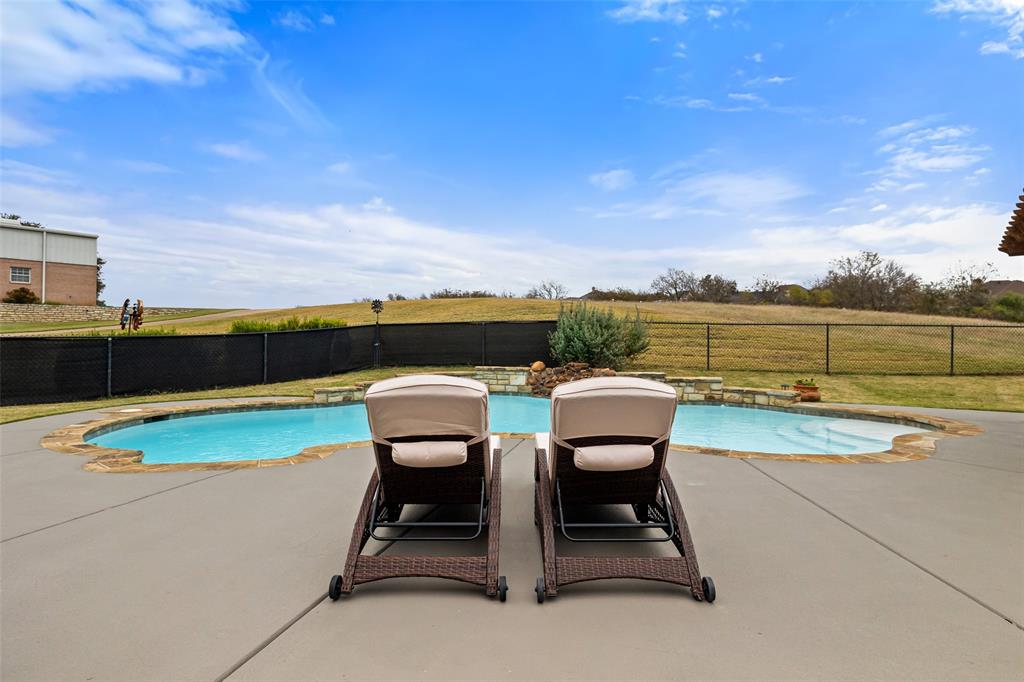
365,252,1023,322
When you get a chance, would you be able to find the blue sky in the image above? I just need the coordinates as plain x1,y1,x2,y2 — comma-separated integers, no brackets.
1,0,1022,307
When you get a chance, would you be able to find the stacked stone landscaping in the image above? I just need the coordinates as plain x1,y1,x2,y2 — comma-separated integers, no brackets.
313,364,800,407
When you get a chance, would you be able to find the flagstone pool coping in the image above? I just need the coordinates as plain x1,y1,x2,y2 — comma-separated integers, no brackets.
37,396,982,473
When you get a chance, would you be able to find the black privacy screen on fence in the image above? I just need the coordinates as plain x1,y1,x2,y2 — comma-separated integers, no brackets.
0,321,557,405
1,320,1020,405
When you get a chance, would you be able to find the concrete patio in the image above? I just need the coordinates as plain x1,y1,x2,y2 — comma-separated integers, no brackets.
1,401,1021,681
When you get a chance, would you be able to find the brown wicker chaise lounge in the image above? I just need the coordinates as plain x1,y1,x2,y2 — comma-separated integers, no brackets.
533,376,715,603
328,375,507,601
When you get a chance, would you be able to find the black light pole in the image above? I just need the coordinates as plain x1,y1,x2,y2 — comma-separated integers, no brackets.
371,299,384,367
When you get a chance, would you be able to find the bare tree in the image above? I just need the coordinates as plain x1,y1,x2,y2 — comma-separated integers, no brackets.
525,280,569,299
650,268,698,301
752,275,783,304
695,274,738,303
815,251,920,311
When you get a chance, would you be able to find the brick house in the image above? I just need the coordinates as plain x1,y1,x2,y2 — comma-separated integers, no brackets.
0,218,98,305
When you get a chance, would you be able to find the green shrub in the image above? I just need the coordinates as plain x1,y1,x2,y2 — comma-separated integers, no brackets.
990,293,1024,322
3,287,41,304
228,316,347,333
548,304,650,370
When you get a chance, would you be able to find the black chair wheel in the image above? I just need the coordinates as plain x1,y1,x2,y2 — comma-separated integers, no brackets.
328,574,344,601
497,575,508,602
535,577,546,604
701,576,716,603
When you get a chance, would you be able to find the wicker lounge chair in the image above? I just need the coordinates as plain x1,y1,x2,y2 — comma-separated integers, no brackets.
328,375,507,601
533,376,715,603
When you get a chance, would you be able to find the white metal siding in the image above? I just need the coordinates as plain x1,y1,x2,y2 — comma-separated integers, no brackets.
46,232,97,265
0,226,97,265
0,226,43,261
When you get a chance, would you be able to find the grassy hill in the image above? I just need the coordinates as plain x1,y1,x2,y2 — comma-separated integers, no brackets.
133,297,1014,334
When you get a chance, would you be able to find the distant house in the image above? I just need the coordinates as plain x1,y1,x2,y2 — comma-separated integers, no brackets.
985,280,1024,297
0,218,98,304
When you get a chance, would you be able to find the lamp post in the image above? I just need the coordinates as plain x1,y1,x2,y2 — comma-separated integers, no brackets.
371,299,383,367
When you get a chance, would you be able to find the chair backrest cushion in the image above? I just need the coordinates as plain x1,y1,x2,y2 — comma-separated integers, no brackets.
365,374,490,445
551,376,677,444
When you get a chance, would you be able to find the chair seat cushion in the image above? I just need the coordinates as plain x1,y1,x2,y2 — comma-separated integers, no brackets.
573,444,655,472
391,440,468,468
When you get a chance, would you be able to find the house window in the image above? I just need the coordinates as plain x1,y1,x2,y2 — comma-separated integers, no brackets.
9,266,31,284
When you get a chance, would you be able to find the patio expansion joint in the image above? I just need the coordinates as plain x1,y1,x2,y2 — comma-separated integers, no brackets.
742,459,1024,633
0,469,236,543
217,438,529,680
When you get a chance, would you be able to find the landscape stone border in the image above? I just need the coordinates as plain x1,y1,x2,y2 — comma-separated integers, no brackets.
39,387,981,473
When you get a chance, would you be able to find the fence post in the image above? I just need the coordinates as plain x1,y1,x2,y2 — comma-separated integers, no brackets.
480,322,487,365
825,324,830,375
705,324,711,372
262,333,268,383
949,326,955,376
373,321,381,368
106,337,113,397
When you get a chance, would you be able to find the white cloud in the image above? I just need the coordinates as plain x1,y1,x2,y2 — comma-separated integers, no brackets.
874,119,988,179
932,0,1024,59
744,75,793,87
362,197,393,212
727,92,764,103
0,112,56,147
1,159,74,185
0,0,245,96
327,161,353,174
707,6,725,19
607,0,688,24
320,14,336,26
870,203,889,212
251,55,328,131
205,142,264,161
668,171,811,209
275,9,314,32
5,162,1019,305
673,42,687,58
589,168,635,191
748,52,764,63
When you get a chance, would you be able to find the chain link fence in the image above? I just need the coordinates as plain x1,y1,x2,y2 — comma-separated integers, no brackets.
1,320,1020,405
637,322,1024,375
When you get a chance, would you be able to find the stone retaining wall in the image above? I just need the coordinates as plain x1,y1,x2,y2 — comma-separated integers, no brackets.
0,302,200,323
313,367,799,406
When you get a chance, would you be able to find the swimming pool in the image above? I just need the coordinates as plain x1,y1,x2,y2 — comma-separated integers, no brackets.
87,396,927,464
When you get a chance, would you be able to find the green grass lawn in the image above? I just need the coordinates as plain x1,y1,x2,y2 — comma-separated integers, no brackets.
2,366,1020,424
0,309,234,334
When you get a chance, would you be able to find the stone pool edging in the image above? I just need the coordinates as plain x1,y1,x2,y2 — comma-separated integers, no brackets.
311,368,802,407
39,387,981,473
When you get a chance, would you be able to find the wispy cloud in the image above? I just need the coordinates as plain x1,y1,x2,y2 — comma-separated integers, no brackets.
931,0,1024,59
327,161,353,174
205,142,265,161
589,168,635,191
320,14,336,26
0,112,56,147
275,9,314,32
0,0,245,96
875,119,988,178
607,0,688,24
744,75,793,87
251,55,328,131
747,52,764,63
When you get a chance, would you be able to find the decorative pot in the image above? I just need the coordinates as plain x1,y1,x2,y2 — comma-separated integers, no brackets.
793,384,821,402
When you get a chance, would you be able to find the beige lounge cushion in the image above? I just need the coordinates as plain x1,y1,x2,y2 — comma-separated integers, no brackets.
574,444,655,472
391,440,468,468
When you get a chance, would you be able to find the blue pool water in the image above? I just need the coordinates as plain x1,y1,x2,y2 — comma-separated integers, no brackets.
89,396,925,464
